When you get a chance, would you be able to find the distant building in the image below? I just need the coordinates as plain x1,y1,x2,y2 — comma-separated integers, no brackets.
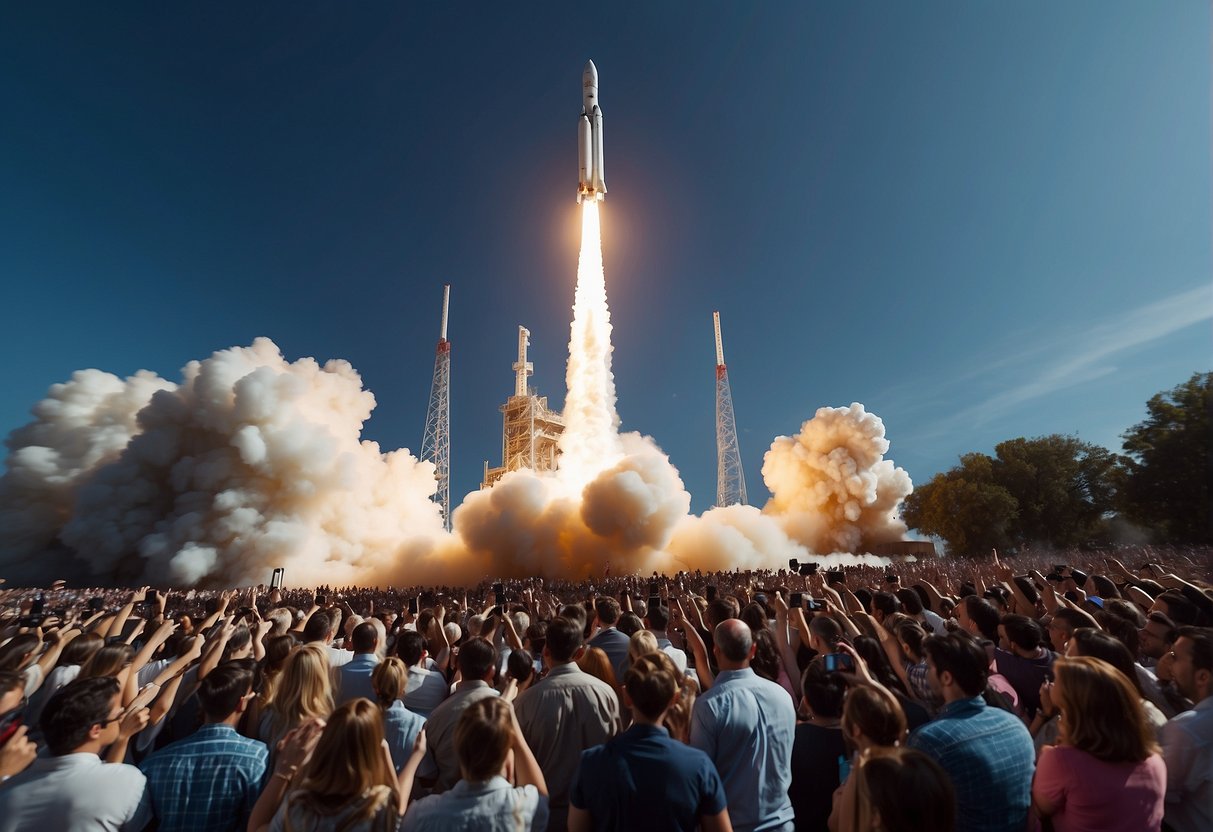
868,540,937,558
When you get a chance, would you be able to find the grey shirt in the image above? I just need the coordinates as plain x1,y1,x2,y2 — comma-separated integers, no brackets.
418,680,500,791
514,663,621,818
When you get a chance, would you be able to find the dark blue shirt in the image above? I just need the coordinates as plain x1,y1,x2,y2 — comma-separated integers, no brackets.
570,723,727,832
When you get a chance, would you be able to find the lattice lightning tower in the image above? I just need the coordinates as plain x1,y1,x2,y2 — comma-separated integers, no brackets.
421,284,452,531
714,311,747,507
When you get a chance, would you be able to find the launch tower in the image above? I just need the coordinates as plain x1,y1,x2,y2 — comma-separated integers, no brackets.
714,311,747,507
421,285,452,530
482,326,564,487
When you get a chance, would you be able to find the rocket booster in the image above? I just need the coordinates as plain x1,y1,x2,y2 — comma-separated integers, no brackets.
577,60,606,203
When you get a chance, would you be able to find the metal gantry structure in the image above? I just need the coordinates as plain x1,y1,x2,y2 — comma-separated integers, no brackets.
714,311,747,507
482,326,564,488
421,285,452,531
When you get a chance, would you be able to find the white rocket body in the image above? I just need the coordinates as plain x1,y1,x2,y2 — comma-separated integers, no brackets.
577,60,607,203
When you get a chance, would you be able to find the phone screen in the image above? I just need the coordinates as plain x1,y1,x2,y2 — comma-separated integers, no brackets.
789,592,803,608
823,652,856,673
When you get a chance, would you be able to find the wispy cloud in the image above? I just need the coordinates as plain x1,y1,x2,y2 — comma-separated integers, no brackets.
960,285,1211,424
895,285,1211,444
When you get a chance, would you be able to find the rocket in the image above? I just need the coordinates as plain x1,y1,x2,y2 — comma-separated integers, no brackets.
577,60,607,203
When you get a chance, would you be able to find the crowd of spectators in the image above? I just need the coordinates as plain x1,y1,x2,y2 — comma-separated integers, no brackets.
0,544,1210,831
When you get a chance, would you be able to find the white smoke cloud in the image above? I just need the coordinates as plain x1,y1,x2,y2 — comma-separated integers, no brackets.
762,402,913,554
0,369,175,564
0,339,447,587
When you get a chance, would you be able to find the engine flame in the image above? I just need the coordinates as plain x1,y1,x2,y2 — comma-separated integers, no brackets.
557,201,622,492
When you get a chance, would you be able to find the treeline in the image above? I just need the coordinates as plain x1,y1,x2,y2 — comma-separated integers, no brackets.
903,371,1211,554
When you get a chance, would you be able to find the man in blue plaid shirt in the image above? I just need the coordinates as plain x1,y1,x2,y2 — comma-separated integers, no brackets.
140,663,268,832
908,630,1035,832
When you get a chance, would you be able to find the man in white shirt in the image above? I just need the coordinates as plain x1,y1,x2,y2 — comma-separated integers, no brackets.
398,630,450,717
0,676,151,831
302,610,352,668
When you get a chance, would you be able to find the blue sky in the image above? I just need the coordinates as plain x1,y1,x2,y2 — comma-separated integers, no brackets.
1,3,1209,516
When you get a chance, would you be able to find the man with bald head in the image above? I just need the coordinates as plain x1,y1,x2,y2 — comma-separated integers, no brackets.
690,619,796,832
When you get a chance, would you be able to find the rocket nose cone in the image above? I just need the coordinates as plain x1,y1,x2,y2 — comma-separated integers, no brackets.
583,60,598,81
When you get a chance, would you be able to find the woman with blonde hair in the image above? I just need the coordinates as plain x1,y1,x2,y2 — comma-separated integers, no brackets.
829,746,954,832
372,657,426,774
627,630,659,663
259,643,333,749
248,699,426,832
1032,655,1165,832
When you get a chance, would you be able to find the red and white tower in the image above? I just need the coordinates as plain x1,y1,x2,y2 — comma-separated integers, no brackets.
714,311,747,507
421,285,452,531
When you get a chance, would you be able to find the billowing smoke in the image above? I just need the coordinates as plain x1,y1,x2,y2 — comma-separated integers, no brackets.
0,339,447,587
761,403,913,553
0,204,913,587
0,370,176,567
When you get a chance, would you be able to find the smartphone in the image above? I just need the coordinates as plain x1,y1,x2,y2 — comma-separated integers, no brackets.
789,558,799,570
837,754,852,784
648,595,661,611
805,598,828,612
493,582,505,601
30,596,45,616
826,570,844,585
884,573,898,584
789,592,803,608
316,595,327,607
823,652,856,673
706,585,717,602
648,581,658,597
270,567,284,589
88,596,105,612
408,597,418,615
0,704,24,746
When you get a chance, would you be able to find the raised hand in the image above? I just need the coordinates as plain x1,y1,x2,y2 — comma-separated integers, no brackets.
118,706,151,740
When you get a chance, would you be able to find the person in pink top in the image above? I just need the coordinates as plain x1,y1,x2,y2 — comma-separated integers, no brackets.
1032,655,1166,832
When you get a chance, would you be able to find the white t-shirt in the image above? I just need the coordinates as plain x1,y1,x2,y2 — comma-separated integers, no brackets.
0,752,151,832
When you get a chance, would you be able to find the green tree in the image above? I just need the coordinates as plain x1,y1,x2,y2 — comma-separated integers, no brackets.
1119,372,1212,544
991,435,1120,547
903,453,1018,554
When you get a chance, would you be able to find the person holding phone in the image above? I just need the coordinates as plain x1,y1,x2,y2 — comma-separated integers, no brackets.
0,676,152,831
0,671,37,781
788,660,848,832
